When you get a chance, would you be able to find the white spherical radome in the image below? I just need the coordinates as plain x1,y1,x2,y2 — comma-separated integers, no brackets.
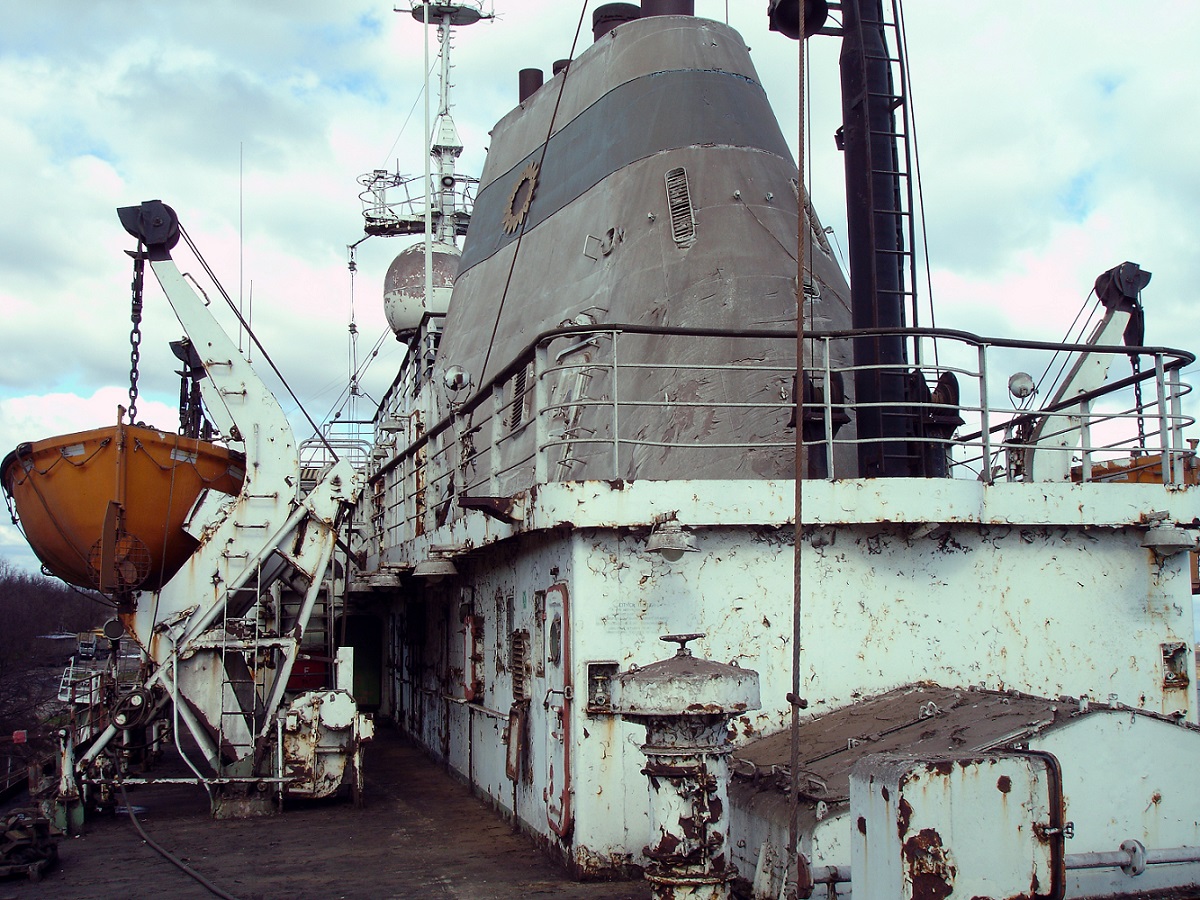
382,241,460,337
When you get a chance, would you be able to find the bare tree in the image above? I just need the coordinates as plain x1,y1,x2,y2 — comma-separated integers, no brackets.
0,561,108,749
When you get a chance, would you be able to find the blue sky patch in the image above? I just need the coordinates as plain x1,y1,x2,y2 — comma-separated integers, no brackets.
1058,170,1095,221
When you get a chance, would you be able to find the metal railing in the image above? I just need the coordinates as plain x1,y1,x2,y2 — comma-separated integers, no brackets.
58,658,105,706
366,325,1195,546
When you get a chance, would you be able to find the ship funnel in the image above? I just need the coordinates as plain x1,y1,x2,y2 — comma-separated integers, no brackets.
518,68,543,102
593,3,640,40
641,0,693,16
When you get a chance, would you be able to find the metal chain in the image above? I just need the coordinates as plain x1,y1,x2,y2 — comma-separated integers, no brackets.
1131,354,1146,450
128,250,145,424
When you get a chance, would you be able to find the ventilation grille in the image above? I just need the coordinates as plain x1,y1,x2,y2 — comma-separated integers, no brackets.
510,630,530,700
505,364,531,429
664,166,696,246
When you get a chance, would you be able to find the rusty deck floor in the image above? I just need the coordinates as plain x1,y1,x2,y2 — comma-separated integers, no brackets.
2,725,652,900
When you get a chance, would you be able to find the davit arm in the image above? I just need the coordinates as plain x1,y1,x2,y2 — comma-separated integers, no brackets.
79,202,362,788
1023,262,1150,481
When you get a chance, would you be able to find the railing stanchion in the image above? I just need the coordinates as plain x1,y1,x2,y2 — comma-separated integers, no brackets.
978,343,992,482
1079,397,1092,482
1169,364,1185,485
611,330,621,479
1156,354,1171,485
534,342,549,484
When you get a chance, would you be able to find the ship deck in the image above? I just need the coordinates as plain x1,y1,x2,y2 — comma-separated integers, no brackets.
3,725,651,900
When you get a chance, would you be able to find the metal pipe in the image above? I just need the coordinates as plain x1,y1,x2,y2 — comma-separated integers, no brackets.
592,2,640,41
813,865,851,884
1066,841,1200,875
518,68,543,102
792,844,1200,897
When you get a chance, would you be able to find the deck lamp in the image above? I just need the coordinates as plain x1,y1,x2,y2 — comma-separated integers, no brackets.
646,520,698,562
413,551,459,582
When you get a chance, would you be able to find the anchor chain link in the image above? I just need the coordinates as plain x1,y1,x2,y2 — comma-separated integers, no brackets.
1131,354,1146,450
128,249,145,424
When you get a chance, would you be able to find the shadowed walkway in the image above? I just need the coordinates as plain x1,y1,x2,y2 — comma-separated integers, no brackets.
3,726,651,900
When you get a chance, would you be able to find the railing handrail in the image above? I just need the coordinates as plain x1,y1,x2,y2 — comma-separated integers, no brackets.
369,322,1194,486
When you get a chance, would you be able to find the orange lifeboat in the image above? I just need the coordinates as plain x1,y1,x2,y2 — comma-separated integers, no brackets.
1,417,244,594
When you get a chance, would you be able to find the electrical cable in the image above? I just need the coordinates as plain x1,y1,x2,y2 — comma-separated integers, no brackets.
316,325,394,428
115,780,243,900
1037,291,1102,394
479,0,590,381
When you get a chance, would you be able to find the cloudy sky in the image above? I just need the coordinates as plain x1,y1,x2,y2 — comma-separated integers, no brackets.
3,1,1200,576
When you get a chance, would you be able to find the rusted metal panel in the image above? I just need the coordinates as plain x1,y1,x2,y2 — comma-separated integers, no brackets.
732,686,1060,804
849,751,1064,900
369,478,1200,570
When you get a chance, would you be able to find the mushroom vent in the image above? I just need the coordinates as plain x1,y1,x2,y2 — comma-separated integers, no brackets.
611,633,761,718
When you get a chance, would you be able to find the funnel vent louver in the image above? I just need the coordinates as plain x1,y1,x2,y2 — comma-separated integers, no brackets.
664,167,696,246
505,364,531,429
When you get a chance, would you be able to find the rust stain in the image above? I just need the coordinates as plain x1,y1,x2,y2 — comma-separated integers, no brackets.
902,827,956,900
678,814,703,841
997,775,1012,794
929,759,955,777
897,797,913,838
649,830,681,857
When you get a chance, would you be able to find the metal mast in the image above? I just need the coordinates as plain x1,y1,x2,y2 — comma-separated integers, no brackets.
411,2,487,246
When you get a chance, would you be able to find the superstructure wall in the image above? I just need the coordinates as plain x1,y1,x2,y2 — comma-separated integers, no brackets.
378,478,1198,872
